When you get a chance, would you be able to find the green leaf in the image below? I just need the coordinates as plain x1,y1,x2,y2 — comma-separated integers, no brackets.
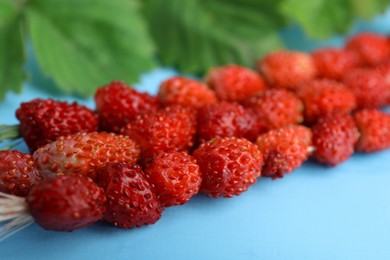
349,0,389,19
144,0,284,74
279,0,389,39
27,0,156,96
0,16,25,100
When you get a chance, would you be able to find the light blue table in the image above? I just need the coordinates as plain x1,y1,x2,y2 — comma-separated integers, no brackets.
1,10,390,260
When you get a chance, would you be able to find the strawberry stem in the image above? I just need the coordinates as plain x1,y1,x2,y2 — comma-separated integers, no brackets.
0,192,33,241
0,124,21,141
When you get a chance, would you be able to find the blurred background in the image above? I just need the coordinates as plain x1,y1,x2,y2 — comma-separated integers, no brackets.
1,0,390,100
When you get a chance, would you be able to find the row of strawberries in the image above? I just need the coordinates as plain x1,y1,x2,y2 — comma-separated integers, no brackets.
1,32,390,236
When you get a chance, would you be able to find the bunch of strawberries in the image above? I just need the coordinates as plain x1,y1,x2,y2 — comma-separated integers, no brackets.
1,32,390,237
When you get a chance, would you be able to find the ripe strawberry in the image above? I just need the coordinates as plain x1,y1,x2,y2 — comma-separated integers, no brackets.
96,163,163,228
121,106,196,165
33,132,140,180
256,125,312,179
27,175,106,231
258,50,317,90
311,114,359,166
0,150,41,197
374,63,390,105
243,89,304,132
15,99,98,152
353,109,390,152
343,68,388,108
346,32,390,66
196,102,259,143
95,81,159,133
298,79,356,123
158,76,217,109
311,47,359,80
193,137,263,198
205,64,267,102
144,151,201,207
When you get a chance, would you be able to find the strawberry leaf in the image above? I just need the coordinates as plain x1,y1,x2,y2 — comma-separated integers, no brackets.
279,0,389,39
0,13,25,100
27,0,156,96
143,0,285,74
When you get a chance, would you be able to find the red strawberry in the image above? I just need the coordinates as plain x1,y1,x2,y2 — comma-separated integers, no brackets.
121,106,196,165
346,32,390,66
158,76,217,109
298,79,356,123
243,89,304,132
193,137,263,198
343,68,388,108
33,132,140,180
256,125,312,179
144,151,201,207
0,150,41,197
196,102,259,143
27,175,106,231
205,64,267,102
374,63,390,105
311,114,359,166
258,50,317,90
96,163,163,228
15,99,98,152
311,47,359,80
95,81,159,133
353,109,390,152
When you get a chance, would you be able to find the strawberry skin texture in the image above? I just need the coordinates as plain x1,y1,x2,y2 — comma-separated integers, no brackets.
343,68,389,108
0,150,42,197
121,106,196,165
16,99,98,152
95,81,159,133
96,163,163,228
354,109,390,152
144,151,202,207
258,50,317,90
196,102,259,143
243,89,304,132
205,64,267,102
158,76,217,109
312,114,359,166
256,125,312,179
346,32,390,66
298,79,356,123
311,47,359,80
193,137,263,198
33,132,140,180
27,175,106,232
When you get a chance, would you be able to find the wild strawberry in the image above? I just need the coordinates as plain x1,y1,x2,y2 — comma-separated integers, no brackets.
0,150,41,197
343,68,388,108
96,163,162,228
158,76,217,109
346,32,390,66
311,114,359,166
196,102,259,143
33,132,140,181
193,137,263,198
14,99,98,152
24,175,106,231
298,79,356,123
121,106,196,165
243,89,304,132
144,151,201,207
311,47,359,80
256,125,312,180
258,50,317,90
354,109,390,152
205,64,267,102
95,81,159,133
